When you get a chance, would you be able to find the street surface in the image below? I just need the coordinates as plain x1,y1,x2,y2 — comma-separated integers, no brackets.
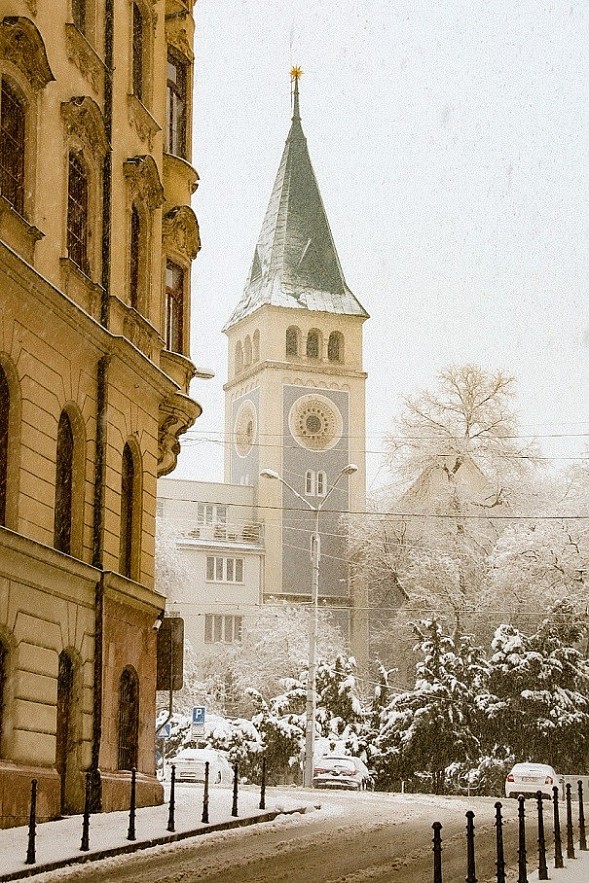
32,788,537,883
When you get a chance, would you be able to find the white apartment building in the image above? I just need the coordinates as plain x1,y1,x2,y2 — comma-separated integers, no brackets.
157,478,264,665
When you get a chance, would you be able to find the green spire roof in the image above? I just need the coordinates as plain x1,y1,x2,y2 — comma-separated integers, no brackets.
224,77,368,330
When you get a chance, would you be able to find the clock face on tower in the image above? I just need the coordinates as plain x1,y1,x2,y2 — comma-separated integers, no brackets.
288,393,343,451
234,399,258,457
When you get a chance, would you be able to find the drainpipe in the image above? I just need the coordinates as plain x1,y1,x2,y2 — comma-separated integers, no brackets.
90,0,114,812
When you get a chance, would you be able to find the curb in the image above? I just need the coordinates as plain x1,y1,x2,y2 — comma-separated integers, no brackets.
0,806,305,882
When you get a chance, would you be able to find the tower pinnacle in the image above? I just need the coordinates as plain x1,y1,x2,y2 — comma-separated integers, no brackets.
290,66,302,122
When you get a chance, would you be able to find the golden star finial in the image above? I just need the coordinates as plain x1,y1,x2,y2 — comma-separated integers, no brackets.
290,65,303,81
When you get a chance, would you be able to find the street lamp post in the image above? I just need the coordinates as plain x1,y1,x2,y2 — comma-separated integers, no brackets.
260,463,358,788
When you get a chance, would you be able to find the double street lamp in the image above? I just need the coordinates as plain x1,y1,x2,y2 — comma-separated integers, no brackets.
260,463,358,788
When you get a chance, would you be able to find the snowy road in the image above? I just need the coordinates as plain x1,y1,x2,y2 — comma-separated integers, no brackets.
33,789,532,883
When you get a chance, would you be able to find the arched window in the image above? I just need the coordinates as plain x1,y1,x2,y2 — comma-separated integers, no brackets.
305,470,315,496
252,330,260,362
235,341,243,375
118,667,139,770
0,79,25,215
67,152,89,274
129,205,140,309
0,639,7,751
244,336,252,367
316,471,327,497
120,443,140,579
132,2,145,101
328,331,344,363
286,326,299,358
306,330,321,360
0,367,9,527
166,49,187,158
54,411,74,554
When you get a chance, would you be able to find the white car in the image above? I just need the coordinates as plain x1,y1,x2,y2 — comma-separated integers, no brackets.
313,755,373,791
505,762,558,799
170,748,233,784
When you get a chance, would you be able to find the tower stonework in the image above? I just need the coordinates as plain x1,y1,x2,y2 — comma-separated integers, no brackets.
223,77,369,665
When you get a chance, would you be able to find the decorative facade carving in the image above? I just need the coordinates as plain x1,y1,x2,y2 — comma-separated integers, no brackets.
158,392,201,476
162,206,200,261
166,26,194,62
65,23,104,93
123,155,165,210
127,95,161,151
61,96,108,156
0,16,54,90
24,0,37,15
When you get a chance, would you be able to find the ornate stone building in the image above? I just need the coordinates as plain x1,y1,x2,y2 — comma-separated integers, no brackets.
0,1,203,825
223,75,369,663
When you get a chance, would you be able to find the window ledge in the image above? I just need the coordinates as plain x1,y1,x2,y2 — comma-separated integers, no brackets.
59,258,103,319
127,94,161,150
65,23,105,94
0,197,43,264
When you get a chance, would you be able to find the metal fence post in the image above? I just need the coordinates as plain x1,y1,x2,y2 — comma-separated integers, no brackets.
553,785,564,868
127,767,137,841
566,782,575,859
201,760,209,824
432,821,443,883
259,755,266,810
231,762,239,817
578,780,587,851
465,810,477,883
25,779,37,865
495,801,505,883
80,771,91,852
536,790,548,880
167,764,176,833
518,795,528,883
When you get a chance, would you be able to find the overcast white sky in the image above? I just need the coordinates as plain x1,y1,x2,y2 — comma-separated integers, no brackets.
174,0,589,492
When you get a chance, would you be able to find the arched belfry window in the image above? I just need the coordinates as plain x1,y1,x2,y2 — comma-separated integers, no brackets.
252,330,260,362
120,442,141,579
286,326,299,358
306,329,321,360
54,411,74,554
0,78,25,215
235,341,243,375
0,367,9,527
328,331,344,363
244,336,252,367
118,666,139,770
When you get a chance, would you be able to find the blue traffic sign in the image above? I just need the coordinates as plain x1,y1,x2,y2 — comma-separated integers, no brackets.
192,706,206,726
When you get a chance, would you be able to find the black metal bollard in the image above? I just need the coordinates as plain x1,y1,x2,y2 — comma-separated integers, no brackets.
553,785,564,868
566,782,575,859
259,756,266,811
536,790,548,880
465,810,477,883
201,760,209,824
167,764,176,833
231,762,239,817
127,767,137,841
432,821,443,883
495,801,506,883
25,779,38,865
80,771,91,852
517,795,528,883
578,780,587,851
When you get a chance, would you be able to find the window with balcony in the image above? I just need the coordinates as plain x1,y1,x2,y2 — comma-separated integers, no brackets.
0,79,25,216
204,614,242,644
165,260,184,353
166,50,187,158
206,556,244,583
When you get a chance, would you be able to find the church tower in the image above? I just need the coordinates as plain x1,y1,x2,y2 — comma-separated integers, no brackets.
223,73,368,659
